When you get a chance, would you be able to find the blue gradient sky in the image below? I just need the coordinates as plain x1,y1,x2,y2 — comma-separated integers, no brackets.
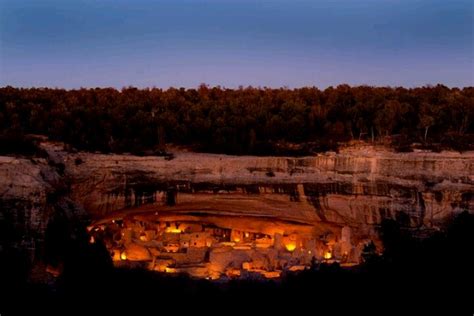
0,0,473,88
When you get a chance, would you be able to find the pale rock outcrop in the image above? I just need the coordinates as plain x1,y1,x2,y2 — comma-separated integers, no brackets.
1,141,473,278
0,156,53,262
61,144,473,233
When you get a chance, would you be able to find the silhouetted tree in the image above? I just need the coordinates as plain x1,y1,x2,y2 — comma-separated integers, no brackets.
0,85,472,155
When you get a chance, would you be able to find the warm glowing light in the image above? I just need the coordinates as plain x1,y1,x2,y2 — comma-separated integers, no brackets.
139,234,148,241
89,236,95,244
233,237,241,243
262,271,281,279
112,250,121,261
165,228,182,234
285,242,297,252
244,232,249,238
120,252,127,260
165,267,177,273
324,251,332,260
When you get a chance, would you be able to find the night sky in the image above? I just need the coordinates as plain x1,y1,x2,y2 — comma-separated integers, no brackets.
1,0,472,88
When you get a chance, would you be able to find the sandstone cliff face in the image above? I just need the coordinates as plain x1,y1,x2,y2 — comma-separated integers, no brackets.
1,142,473,275
0,151,85,278
0,156,53,262
64,145,473,232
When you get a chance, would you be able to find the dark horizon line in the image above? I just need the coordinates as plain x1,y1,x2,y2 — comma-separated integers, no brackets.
2,83,473,91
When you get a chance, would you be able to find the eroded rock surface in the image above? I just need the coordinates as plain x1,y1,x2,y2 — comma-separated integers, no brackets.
1,141,473,279
64,144,473,228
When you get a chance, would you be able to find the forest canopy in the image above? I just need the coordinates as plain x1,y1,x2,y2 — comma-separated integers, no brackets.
0,85,473,155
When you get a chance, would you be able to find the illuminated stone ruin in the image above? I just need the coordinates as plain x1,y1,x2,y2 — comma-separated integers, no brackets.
88,213,363,280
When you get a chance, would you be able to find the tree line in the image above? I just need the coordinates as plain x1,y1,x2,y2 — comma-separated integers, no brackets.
0,84,473,155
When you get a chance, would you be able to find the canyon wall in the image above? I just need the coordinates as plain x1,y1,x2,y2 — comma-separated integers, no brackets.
64,144,473,230
0,156,53,263
1,142,473,276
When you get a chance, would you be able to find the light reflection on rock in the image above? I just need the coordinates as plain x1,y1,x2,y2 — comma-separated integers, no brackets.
89,213,361,280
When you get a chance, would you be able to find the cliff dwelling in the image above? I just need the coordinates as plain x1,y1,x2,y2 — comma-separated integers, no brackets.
2,140,473,282
88,210,356,280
